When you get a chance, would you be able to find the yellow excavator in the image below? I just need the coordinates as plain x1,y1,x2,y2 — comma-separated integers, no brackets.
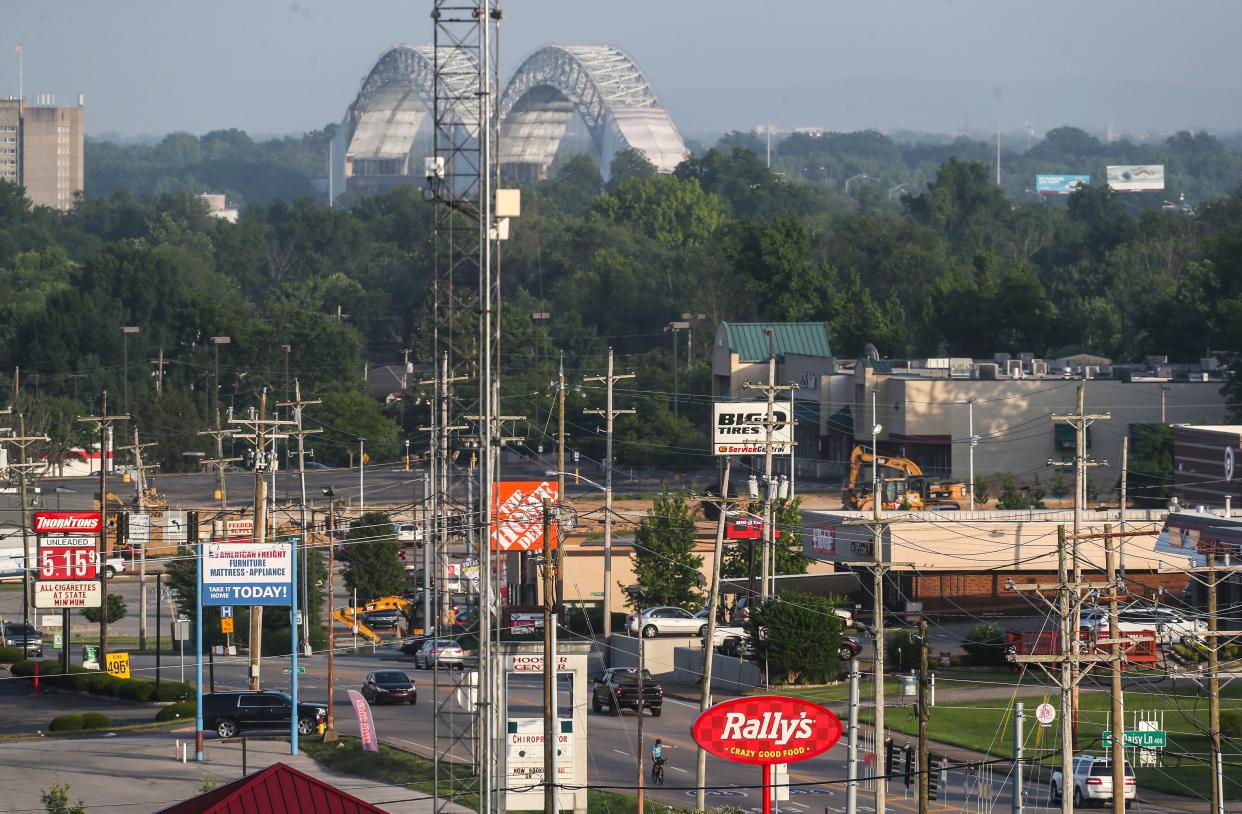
842,446,969,511
331,595,417,644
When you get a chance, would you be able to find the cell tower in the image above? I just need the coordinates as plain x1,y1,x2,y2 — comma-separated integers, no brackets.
427,3,503,814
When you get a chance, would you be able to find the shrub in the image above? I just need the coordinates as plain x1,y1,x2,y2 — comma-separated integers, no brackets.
80,712,112,730
0,645,22,664
38,659,62,676
48,714,85,732
9,659,37,677
962,623,1008,666
85,671,117,694
116,681,157,702
1222,710,1242,740
155,701,196,722
152,681,194,702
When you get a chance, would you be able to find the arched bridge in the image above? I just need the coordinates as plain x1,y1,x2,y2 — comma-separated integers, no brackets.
336,43,687,194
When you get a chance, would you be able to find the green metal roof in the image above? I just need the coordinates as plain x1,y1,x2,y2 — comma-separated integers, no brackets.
722,322,833,363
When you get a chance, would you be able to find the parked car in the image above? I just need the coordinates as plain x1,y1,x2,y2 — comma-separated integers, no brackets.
361,670,417,705
1050,755,1136,808
699,621,748,650
591,667,663,717
202,691,327,738
413,639,465,669
839,635,865,660
729,596,853,628
626,606,702,638
361,609,404,632
2,622,43,657
304,461,329,470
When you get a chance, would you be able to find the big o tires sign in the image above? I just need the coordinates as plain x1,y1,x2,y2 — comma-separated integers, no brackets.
692,695,842,765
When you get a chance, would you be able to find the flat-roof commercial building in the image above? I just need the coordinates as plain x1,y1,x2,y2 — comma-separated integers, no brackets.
0,96,84,211
802,508,1190,614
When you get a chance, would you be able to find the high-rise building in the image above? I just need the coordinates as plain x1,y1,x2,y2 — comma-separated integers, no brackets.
0,96,84,211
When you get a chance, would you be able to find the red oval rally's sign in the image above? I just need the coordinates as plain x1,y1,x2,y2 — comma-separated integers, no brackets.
692,695,842,766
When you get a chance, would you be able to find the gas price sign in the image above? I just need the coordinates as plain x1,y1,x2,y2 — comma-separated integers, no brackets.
38,538,98,580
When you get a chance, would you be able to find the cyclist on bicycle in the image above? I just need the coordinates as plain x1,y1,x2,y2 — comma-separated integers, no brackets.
651,739,667,783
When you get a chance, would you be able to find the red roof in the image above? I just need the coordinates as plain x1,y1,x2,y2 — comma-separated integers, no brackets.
154,762,390,814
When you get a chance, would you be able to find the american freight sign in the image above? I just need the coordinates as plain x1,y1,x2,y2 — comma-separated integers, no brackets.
201,542,293,605
712,402,792,456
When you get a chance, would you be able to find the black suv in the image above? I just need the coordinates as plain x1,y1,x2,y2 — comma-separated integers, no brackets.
591,667,663,717
3,622,43,657
202,691,327,738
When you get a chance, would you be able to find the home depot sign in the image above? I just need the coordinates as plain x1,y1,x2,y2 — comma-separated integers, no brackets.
490,481,558,552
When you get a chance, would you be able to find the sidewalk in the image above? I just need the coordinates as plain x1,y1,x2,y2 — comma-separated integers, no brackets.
0,732,471,813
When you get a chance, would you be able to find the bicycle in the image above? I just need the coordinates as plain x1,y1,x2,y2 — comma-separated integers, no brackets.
651,756,666,785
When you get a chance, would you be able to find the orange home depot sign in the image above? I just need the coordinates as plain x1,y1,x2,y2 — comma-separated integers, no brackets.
491,481,558,551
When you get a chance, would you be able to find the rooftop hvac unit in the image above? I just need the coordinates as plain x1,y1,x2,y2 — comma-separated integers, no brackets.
1084,365,1098,379
993,352,1011,366
1007,360,1023,379
1019,352,1035,365
1145,355,1169,367
976,363,999,380
1031,360,1048,377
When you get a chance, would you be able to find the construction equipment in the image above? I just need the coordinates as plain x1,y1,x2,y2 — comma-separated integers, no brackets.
331,595,420,645
842,447,969,511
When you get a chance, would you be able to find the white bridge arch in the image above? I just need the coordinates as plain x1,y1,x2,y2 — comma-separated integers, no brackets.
336,43,686,194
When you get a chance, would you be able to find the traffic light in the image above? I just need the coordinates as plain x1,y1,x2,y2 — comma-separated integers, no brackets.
927,753,941,801
884,738,896,780
903,744,914,788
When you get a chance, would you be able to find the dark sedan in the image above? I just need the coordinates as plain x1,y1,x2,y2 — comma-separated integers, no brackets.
361,670,417,705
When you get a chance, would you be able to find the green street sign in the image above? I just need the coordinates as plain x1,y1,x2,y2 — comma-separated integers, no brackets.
1102,730,1166,748
281,666,307,674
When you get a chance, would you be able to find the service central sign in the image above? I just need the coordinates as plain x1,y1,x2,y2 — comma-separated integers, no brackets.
201,542,293,606
712,402,792,456
692,695,842,765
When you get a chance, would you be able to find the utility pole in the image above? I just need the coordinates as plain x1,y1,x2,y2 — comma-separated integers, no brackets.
121,326,140,418
79,391,127,664
230,391,292,690
846,657,860,814
696,457,739,812
1103,525,1125,814
1160,384,1169,423
542,498,556,814
1050,385,1108,746
917,617,929,814
666,321,689,417
279,382,321,656
117,428,158,651
965,399,977,510
419,354,466,628
584,347,634,646
323,494,338,742
0,418,48,657
742,331,796,601
1118,436,1128,581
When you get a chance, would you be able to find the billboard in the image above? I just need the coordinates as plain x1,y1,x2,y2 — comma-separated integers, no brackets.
712,402,793,456
1107,164,1165,192
201,541,293,605
691,695,842,766
1035,174,1090,195
34,511,101,535
491,480,559,551
802,513,890,563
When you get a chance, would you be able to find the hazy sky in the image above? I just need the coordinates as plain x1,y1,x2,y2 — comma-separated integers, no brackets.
7,0,1242,139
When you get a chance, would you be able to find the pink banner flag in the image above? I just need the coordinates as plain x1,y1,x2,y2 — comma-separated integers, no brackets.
347,689,379,752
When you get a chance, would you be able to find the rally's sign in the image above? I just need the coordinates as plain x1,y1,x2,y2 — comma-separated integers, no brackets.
491,481,558,552
692,695,842,765
34,511,102,535
201,542,292,606
712,402,792,456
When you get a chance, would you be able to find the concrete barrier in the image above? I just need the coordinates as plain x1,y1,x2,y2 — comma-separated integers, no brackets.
607,634,696,680
673,646,763,692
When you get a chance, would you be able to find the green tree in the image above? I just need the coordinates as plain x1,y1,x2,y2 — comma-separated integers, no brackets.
607,147,657,190
1127,424,1175,508
994,476,1027,510
81,593,127,625
1050,471,1070,499
973,475,991,505
592,175,726,248
308,389,400,468
962,623,1007,666
40,776,86,814
748,591,845,684
342,511,404,605
628,493,703,610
